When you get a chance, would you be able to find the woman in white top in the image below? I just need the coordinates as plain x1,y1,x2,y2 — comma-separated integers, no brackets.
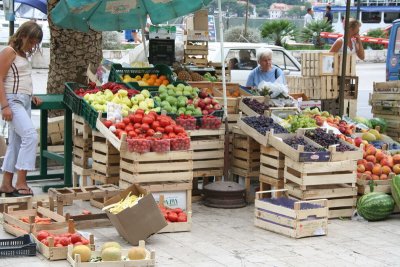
0,21,43,197
329,18,365,60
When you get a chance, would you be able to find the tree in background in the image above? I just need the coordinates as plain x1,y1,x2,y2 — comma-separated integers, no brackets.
260,20,297,47
287,6,303,19
224,26,261,43
363,29,385,50
300,20,333,49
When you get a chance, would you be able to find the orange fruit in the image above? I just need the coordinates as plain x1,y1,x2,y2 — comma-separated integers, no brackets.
143,74,150,80
162,80,169,85
150,74,157,80
159,75,167,81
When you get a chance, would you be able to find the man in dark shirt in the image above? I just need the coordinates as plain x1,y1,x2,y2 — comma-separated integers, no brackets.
324,6,333,24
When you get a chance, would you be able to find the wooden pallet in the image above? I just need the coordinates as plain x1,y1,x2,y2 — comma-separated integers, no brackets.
285,182,357,219
120,150,193,184
67,240,155,267
231,128,260,178
284,157,357,189
31,220,95,261
189,129,225,177
3,205,66,236
48,184,123,215
255,189,328,238
137,181,192,233
0,195,32,213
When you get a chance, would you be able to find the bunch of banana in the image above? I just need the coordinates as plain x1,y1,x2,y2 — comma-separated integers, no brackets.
102,193,143,214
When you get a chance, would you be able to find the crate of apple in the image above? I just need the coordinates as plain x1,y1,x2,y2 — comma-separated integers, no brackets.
176,114,197,130
193,94,222,116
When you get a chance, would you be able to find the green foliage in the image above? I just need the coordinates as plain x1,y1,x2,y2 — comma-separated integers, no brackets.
257,7,269,17
224,26,261,43
300,20,333,49
363,29,385,50
260,20,297,47
287,6,303,19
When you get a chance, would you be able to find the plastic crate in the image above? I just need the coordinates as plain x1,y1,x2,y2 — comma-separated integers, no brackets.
108,63,174,91
0,234,36,257
63,82,84,115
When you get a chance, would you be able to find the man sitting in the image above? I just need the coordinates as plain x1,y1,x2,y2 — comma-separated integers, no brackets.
238,50,258,70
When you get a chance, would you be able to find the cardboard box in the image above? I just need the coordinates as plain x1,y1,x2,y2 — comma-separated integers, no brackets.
104,184,167,245
186,9,208,31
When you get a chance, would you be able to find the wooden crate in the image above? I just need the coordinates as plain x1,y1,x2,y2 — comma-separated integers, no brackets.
31,220,94,261
285,182,357,219
238,96,266,117
268,133,331,162
284,157,357,189
321,98,357,117
184,41,208,66
189,129,224,177
48,116,65,145
92,130,120,179
341,76,359,99
73,135,92,169
236,115,269,146
67,240,155,267
94,120,127,152
259,145,284,180
73,115,92,139
356,177,392,194
287,75,339,100
255,189,328,238
373,80,400,93
231,128,260,178
259,174,284,198
120,150,193,184
139,181,192,233
64,212,111,230
72,164,93,187
3,205,66,236
0,195,32,213
338,54,357,77
48,184,123,215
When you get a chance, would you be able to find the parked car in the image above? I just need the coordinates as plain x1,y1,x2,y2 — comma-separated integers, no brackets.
207,42,301,85
386,19,400,81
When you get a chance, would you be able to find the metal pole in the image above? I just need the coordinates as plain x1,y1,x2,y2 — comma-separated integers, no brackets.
339,0,351,117
9,0,15,37
356,0,361,20
244,0,249,36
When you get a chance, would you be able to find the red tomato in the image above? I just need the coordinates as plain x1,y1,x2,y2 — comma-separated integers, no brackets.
128,114,136,123
168,132,176,138
115,122,126,130
60,237,69,246
177,214,187,222
173,125,184,134
128,130,137,138
141,123,150,132
55,243,63,247
136,109,145,115
122,117,130,125
148,111,158,120
70,233,81,244
167,212,178,222
133,114,143,123
103,120,113,128
37,231,50,241
156,127,165,133
133,123,141,129
142,115,154,125
81,239,89,245
74,242,83,245
159,118,170,127
135,128,142,134
125,125,134,132
147,129,155,136
152,121,160,130
165,125,173,134
118,131,127,139
41,239,49,246
115,129,122,137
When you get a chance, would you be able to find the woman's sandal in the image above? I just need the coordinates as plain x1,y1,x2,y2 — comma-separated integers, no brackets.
0,190,16,197
12,188,34,197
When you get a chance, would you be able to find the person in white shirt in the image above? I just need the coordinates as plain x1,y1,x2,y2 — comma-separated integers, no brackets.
304,8,313,26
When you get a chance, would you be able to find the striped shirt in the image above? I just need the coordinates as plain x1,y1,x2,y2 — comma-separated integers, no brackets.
3,47,33,95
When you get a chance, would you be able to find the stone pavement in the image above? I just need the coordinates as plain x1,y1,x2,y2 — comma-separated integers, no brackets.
0,176,400,267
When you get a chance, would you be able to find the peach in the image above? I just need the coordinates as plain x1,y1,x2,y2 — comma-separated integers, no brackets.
372,164,382,176
365,155,376,163
380,174,388,180
372,174,380,180
375,151,385,162
364,162,374,172
393,164,400,174
364,174,372,180
357,172,363,179
364,171,372,175
393,154,400,165
381,165,392,175
357,164,366,173
357,159,367,166
366,146,377,156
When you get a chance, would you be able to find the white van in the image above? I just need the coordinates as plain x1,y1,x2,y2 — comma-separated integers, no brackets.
207,42,301,85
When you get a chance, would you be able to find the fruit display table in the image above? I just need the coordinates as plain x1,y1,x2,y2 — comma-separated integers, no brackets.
28,94,72,191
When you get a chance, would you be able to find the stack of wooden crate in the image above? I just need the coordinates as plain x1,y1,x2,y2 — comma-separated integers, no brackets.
231,127,261,202
259,145,285,196
91,130,120,185
370,81,400,141
189,129,224,195
184,31,209,66
267,133,359,219
72,115,92,187
48,116,65,145
119,150,194,232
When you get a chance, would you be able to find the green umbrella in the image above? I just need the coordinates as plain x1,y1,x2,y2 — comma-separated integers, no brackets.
50,0,212,32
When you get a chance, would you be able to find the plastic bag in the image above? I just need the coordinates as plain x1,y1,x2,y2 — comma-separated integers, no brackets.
257,81,289,99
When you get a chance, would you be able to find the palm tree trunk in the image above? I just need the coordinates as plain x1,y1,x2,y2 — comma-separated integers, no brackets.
47,0,103,117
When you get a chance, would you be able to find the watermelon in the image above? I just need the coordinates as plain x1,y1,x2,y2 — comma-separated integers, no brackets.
357,192,394,221
391,175,400,209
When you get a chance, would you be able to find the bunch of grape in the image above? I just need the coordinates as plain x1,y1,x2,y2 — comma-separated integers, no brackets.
283,137,326,152
305,128,355,152
243,98,269,115
243,116,288,135
286,115,317,133
261,197,322,210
